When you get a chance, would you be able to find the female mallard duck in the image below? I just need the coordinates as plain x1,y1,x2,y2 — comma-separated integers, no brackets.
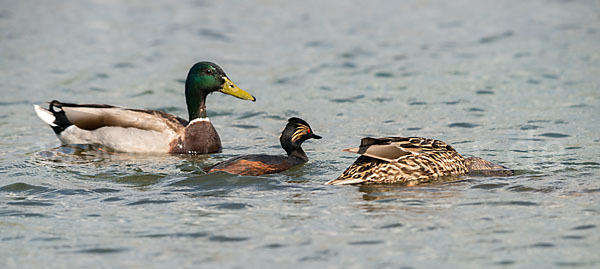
326,136,510,185
33,62,256,154
204,117,321,176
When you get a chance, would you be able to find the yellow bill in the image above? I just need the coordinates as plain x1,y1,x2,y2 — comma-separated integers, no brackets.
220,77,256,101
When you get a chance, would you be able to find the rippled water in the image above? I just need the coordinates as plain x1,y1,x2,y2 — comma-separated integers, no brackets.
1,0,599,267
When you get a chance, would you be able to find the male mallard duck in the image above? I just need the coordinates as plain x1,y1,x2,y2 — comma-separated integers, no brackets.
33,62,256,154
326,136,510,185
204,117,321,176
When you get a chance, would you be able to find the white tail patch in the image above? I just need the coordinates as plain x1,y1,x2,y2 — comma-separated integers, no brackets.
34,105,57,127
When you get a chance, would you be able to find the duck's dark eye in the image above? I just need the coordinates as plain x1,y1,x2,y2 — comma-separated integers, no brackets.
205,69,213,75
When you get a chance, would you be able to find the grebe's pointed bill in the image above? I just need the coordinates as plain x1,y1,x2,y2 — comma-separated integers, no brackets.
220,77,256,101
309,133,322,140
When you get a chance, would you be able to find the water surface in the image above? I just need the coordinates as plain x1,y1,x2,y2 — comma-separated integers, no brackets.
1,0,599,267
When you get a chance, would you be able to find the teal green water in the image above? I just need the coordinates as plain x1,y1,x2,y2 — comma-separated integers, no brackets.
1,0,599,267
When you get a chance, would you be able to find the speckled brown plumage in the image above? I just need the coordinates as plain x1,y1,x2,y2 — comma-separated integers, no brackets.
328,136,509,185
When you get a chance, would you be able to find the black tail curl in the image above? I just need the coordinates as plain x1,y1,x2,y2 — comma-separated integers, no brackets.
48,100,73,134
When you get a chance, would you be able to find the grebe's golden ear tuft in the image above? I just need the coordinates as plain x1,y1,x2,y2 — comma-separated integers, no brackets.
291,124,310,143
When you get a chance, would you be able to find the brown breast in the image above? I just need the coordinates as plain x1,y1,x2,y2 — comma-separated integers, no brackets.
169,120,221,154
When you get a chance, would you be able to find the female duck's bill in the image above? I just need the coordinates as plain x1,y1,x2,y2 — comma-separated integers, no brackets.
33,61,255,154
327,136,511,185
204,117,321,176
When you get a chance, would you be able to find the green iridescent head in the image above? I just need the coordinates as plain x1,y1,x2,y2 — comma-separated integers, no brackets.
185,61,256,120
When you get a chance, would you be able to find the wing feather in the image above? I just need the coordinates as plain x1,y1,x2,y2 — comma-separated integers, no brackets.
343,136,457,162
56,103,184,133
